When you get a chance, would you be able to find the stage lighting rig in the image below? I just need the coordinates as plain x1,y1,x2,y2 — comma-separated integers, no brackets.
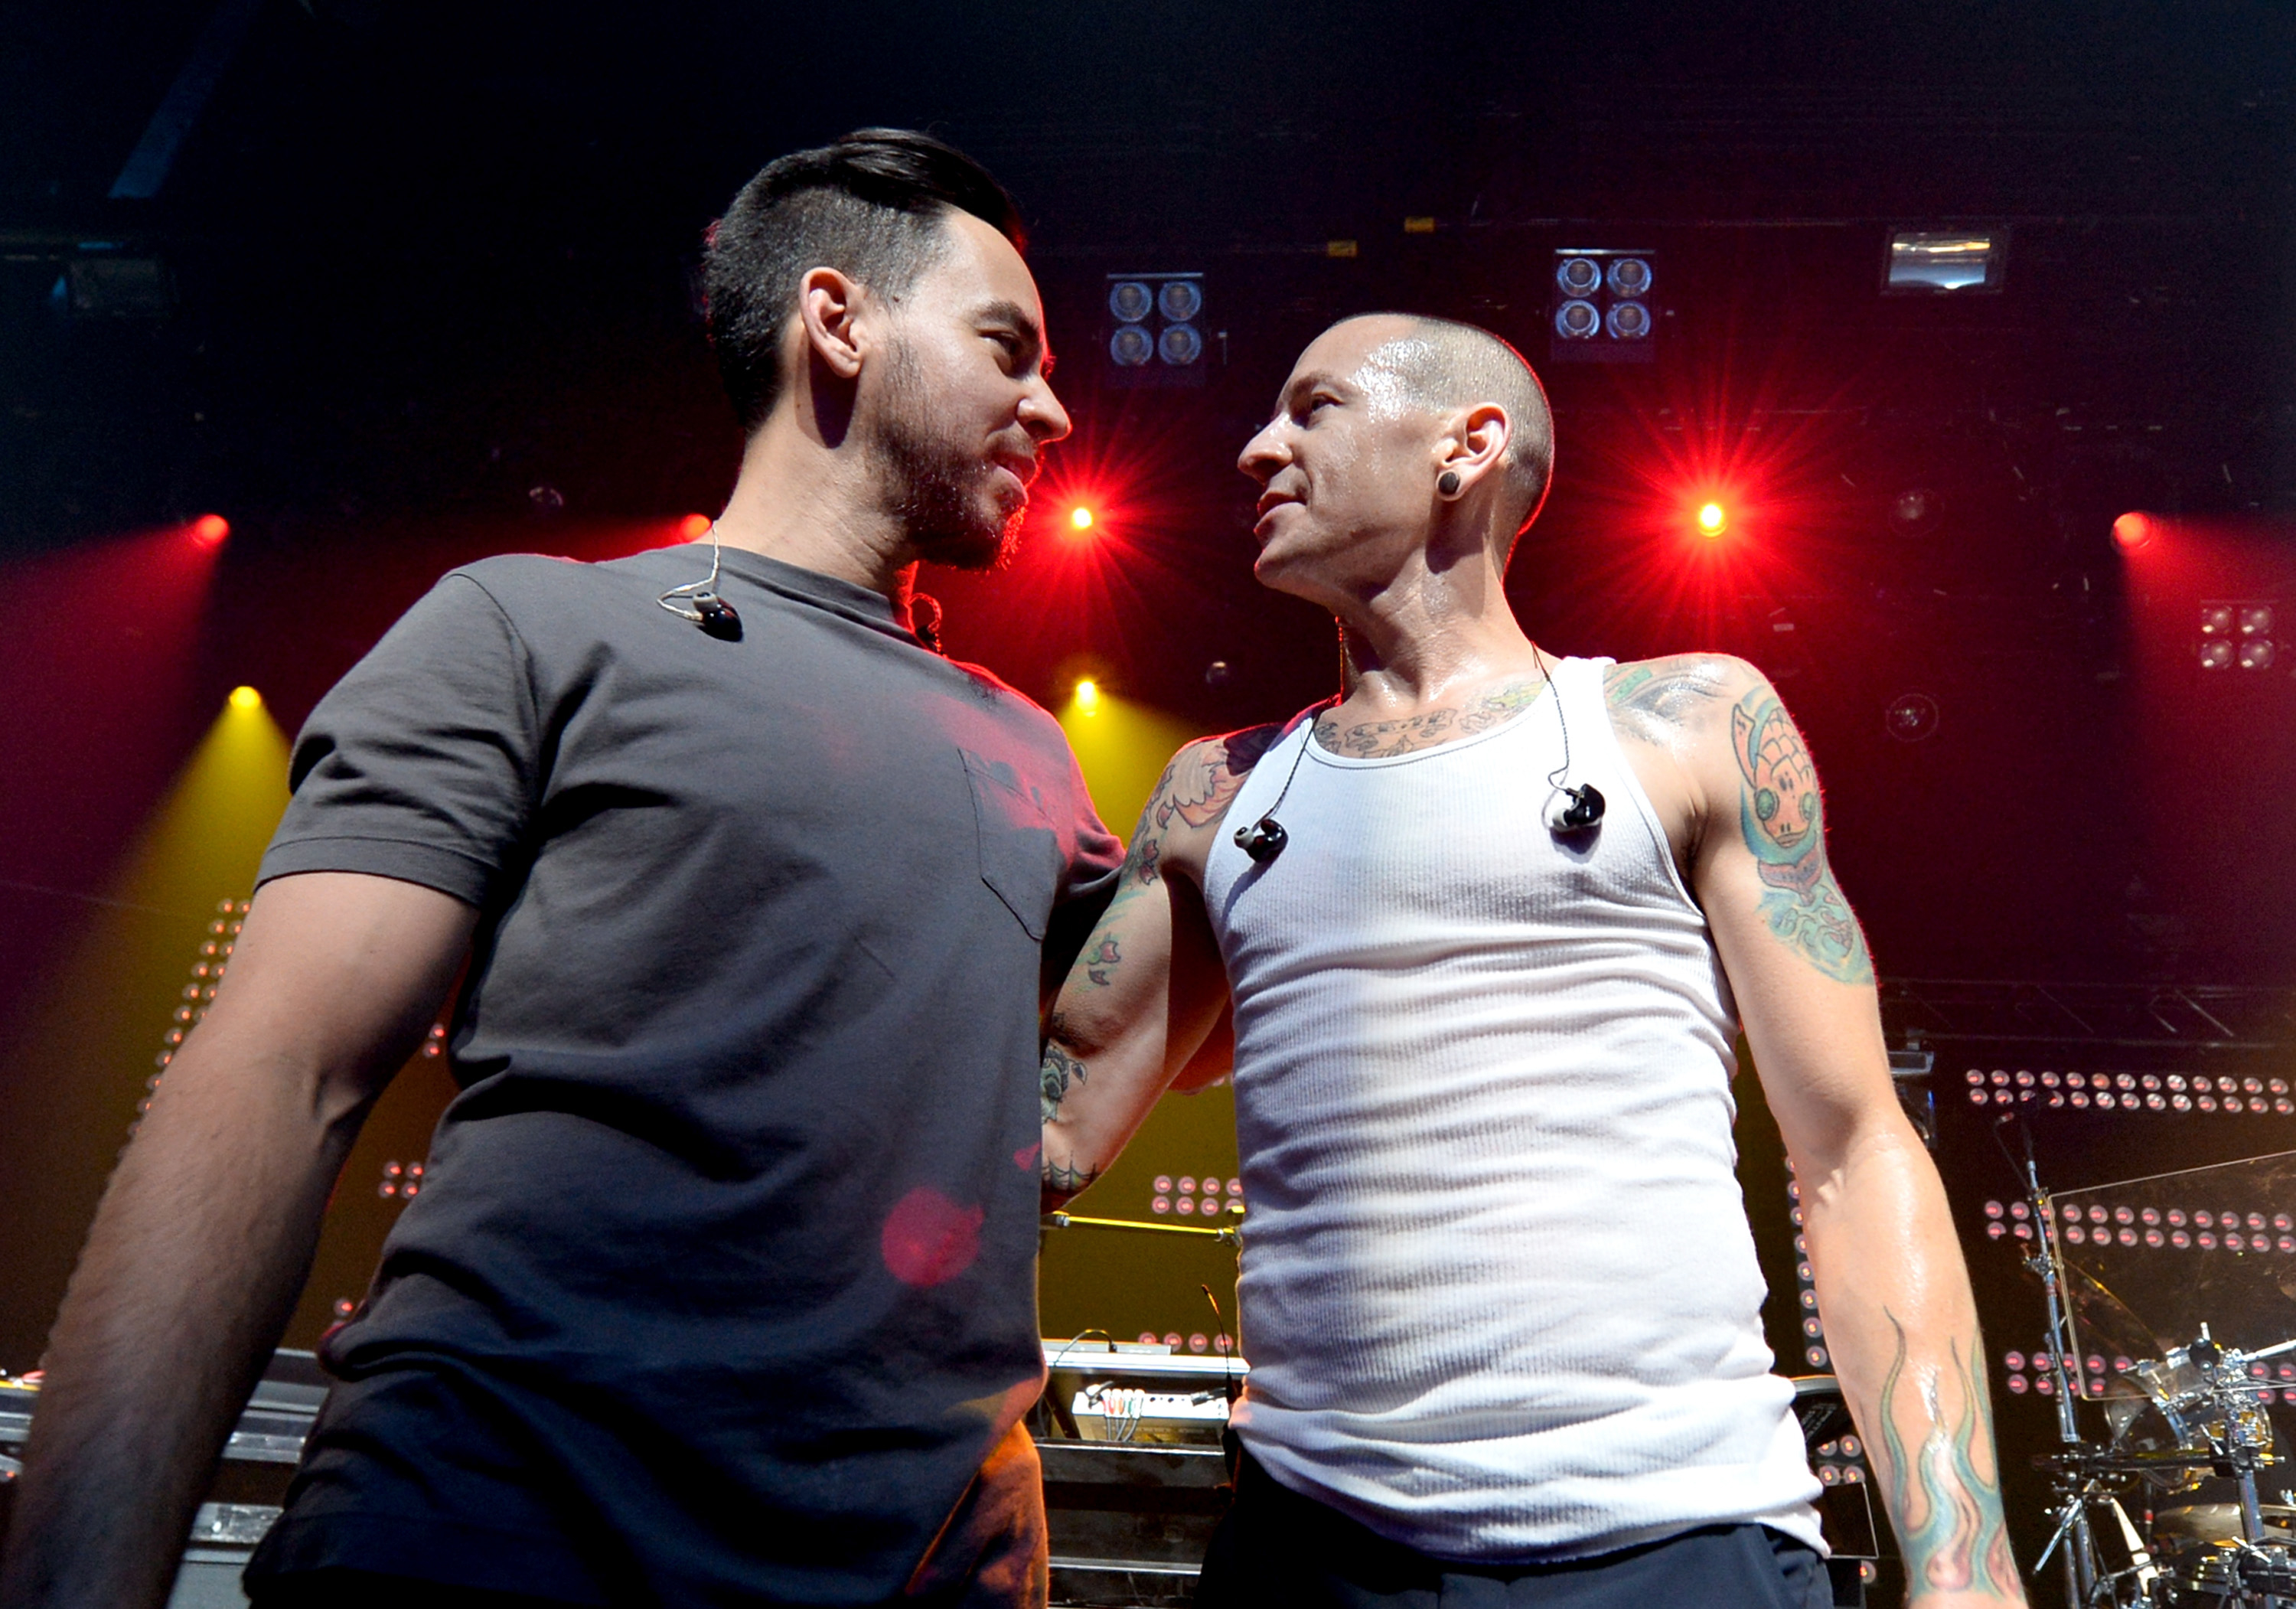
2197,601,2277,671
1105,273,1208,389
1549,250,1655,364
1882,230,2006,295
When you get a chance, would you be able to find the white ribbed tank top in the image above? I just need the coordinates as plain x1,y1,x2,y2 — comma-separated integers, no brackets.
1202,656,1822,1562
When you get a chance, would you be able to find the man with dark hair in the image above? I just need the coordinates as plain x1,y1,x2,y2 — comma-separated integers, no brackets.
1039,314,2026,1608
1,129,1117,1609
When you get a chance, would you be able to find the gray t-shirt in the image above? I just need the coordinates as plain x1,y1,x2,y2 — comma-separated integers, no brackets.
243,546,1120,1602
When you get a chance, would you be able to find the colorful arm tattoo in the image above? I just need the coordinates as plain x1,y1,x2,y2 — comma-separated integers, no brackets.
1874,1313,2022,1598
1729,688,1874,984
1073,726,1276,991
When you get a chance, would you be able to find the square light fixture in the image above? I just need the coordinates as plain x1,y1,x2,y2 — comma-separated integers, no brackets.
1104,272,1207,390
2197,600,2277,671
1882,230,2006,295
1548,249,1656,365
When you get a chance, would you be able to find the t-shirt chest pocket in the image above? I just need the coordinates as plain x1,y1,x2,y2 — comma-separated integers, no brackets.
960,749,1059,940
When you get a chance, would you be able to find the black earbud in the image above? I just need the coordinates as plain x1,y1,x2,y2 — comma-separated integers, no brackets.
693,596,742,641
1234,817,1289,863
657,529,744,641
1547,782,1606,834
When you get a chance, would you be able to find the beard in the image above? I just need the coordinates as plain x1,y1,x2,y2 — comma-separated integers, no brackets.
872,343,1027,573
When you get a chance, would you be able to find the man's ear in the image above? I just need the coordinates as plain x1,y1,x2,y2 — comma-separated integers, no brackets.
1435,402,1512,493
796,266,867,380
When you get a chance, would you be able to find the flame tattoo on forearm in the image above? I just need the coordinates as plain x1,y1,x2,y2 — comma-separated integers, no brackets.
1730,690,1874,984
1874,1314,2021,1598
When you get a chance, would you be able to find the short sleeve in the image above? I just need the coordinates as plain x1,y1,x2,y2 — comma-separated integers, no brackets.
1054,745,1124,908
257,572,540,908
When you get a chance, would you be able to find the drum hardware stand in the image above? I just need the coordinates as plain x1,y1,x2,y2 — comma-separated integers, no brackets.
2004,1110,2102,1607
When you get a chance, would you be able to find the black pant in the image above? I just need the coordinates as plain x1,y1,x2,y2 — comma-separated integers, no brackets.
249,1571,594,1609
1197,1451,1832,1609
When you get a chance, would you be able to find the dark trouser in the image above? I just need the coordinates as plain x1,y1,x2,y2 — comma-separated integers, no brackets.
1197,1450,1831,1609
250,1421,1048,1609
248,1575,590,1609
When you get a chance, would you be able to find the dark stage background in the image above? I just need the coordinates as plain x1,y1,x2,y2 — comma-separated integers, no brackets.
8,3,2296,1599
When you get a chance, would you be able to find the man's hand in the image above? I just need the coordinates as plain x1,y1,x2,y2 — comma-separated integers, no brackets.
0,871,474,1609
1039,728,1277,1209
1610,656,2027,1606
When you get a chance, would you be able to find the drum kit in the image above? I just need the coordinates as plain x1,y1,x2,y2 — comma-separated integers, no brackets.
2013,1143,2296,1607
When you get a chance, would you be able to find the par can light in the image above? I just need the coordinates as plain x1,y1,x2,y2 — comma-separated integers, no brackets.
1107,281,1154,322
1109,325,1155,367
1554,300,1600,340
1156,279,1203,322
1158,323,1204,366
1556,256,1603,297
1605,301,1652,341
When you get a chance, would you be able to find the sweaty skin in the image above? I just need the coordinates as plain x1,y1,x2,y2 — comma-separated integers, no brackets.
1035,312,2024,1608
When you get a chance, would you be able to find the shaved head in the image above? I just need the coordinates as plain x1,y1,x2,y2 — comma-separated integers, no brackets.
1342,313,1554,540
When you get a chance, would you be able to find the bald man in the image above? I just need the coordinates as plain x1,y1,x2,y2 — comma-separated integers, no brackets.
1038,315,2024,1608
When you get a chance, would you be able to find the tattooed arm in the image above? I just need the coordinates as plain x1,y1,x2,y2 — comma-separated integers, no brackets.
1638,656,2024,1606
1039,726,1280,1209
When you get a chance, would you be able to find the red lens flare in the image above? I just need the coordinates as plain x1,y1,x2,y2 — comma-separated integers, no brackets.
191,514,230,546
2112,511,2154,553
1695,501,1729,538
1068,504,1096,534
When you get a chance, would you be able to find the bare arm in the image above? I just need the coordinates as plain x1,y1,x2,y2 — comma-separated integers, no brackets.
1640,658,2024,1607
0,872,476,1609
1040,728,1276,1208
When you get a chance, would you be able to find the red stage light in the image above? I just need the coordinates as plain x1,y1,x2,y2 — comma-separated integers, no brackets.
2112,511,2154,552
1695,502,1728,538
191,514,230,546
677,512,713,540
1068,505,1095,534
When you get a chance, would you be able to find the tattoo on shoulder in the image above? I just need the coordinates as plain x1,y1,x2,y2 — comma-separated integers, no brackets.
1729,686,1874,984
1603,656,1733,748
1313,677,1546,759
1874,1312,2020,1597
1163,726,1281,831
1075,727,1276,994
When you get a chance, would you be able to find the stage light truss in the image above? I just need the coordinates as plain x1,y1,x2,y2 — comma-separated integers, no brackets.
1881,977,2296,1054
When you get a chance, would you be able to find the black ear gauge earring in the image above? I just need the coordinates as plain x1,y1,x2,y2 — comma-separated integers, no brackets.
657,528,743,641
1437,470,1462,498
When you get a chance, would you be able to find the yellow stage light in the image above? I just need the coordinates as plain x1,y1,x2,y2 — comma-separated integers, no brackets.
228,685,262,710
1074,678,1100,713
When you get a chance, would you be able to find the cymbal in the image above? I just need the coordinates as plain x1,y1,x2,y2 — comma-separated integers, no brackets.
2153,1504,2296,1545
